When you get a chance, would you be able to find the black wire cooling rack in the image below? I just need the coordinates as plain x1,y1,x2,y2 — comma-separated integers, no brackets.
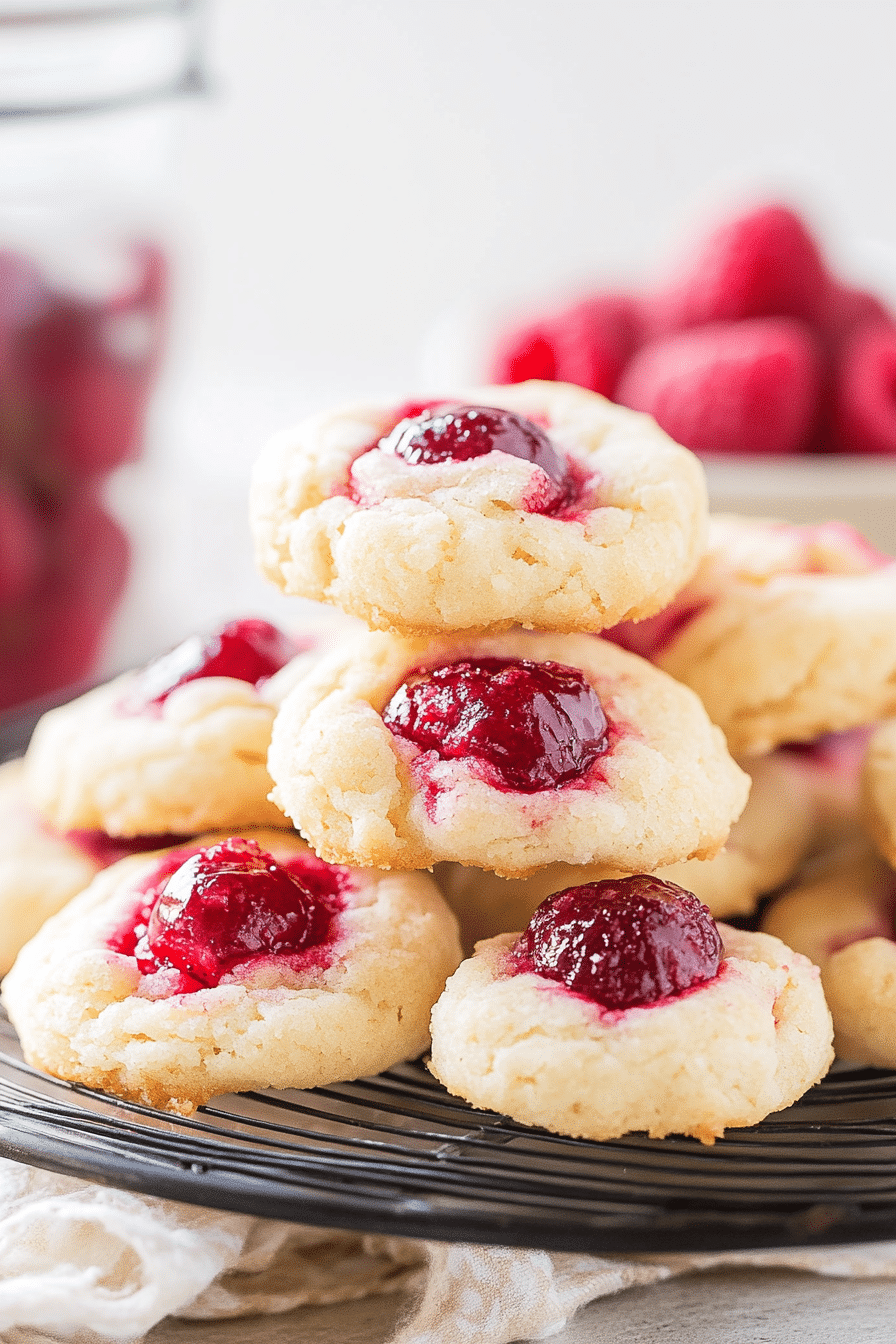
1,1009,896,1253
4,690,896,1253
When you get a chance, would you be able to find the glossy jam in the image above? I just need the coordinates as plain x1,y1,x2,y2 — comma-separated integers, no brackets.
373,403,576,512
382,656,609,793
120,617,299,713
518,875,723,1009
108,838,343,990
105,844,203,959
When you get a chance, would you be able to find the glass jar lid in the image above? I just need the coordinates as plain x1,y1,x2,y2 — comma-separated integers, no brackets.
0,1,204,116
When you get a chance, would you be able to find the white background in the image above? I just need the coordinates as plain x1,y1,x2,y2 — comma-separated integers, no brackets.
109,0,896,662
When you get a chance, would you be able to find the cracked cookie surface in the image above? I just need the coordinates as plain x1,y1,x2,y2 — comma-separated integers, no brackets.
429,924,833,1143
24,652,316,838
3,828,462,1112
763,838,896,1068
607,515,896,755
435,748,818,950
250,381,707,636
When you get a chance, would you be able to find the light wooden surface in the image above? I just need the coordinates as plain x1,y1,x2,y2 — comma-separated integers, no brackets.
146,1267,896,1342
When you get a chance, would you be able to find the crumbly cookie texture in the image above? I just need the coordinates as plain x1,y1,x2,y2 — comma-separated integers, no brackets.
762,838,896,1067
23,651,317,837
861,719,896,869
615,515,896,756
659,749,819,918
267,629,749,877
436,749,817,948
0,759,102,976
779,728,871,853
3,829,463,1113
429,925,833,1144
250,381,708,636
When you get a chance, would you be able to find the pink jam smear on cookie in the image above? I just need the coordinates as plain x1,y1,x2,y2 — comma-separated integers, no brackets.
352,403,584,514
825,870,896,955
65,829,185,867
775,520,892,575
513,875,723,1009
107,838,345,992
119,617,300,715
827,917,896,956
602,598,711,661
382,656,609,793
604,520,892,663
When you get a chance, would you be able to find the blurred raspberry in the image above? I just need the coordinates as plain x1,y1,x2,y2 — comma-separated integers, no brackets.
546,293,641,396
649,203,832,334
822,284,894,347
491,320,557,384
832,322,896,455
0,481,44,604
616,317,822,455
492,293,641,396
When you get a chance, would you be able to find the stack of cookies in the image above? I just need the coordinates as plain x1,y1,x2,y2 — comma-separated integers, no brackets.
10,378,887,1146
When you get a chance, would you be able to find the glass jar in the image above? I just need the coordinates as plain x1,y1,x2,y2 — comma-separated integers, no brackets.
0,0,203,710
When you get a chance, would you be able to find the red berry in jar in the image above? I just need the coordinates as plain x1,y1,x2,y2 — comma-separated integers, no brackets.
0,491,129,711
521,875,723,1009
14,243,166,480
0,480,44,605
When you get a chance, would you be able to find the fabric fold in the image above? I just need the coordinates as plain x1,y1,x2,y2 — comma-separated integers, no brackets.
0,1157,893,1343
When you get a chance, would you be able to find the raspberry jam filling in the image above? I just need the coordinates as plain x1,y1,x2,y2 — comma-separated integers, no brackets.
107,838,344,991
361,403,578,513
119,617,300,714
515,875,723,1009
382,656,609,793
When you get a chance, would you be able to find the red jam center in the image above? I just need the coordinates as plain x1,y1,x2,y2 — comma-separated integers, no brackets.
519,876,723,1009
377,403,575,510
121,617,299,712
108,838,342,990
382,656,609,793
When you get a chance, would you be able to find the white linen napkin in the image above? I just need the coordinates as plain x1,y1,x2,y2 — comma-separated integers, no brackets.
0,1156,893,1344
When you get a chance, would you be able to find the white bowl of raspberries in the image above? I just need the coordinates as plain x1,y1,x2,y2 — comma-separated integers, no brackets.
425,202,896,550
